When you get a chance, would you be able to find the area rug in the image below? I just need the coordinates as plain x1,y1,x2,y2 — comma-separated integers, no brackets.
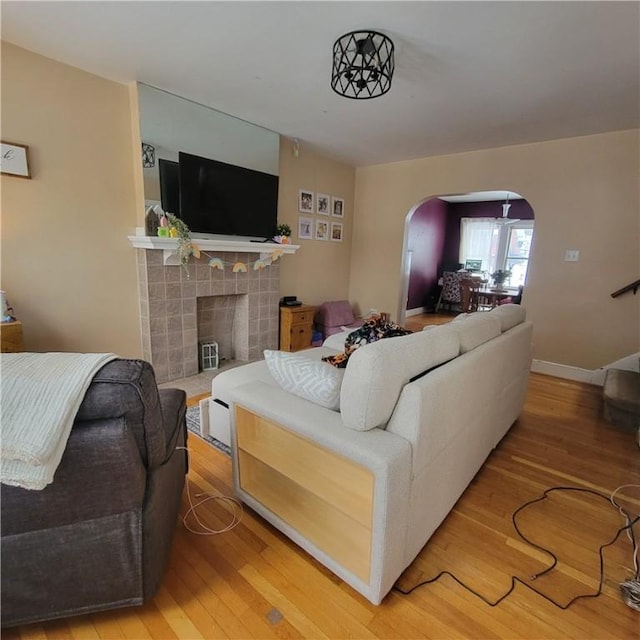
185,405,230,456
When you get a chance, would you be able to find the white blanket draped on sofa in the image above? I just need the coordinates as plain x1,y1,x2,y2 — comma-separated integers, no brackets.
1,352,116,490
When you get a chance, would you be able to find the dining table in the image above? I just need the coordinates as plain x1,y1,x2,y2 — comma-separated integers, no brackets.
475,285,519,308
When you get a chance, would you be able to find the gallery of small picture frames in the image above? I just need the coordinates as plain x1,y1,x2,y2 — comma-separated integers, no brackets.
297,189,344,242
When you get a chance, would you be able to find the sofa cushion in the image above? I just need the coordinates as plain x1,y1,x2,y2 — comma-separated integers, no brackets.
212,359,277,405
340,327,460,431
489,303,526,332
450,313,502,353
322,330,353,351
264,350,345,411
212,346,339,405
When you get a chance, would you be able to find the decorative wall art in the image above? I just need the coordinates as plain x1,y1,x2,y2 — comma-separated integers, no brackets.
297,187,346,241
316,193,330,215
332,196,344,217
298,189,314,213
298,216,313,240
205,250,284,272
1,141,31,179
315,219,329,241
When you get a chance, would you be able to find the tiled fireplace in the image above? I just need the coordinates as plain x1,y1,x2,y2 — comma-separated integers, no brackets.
136,249,280,384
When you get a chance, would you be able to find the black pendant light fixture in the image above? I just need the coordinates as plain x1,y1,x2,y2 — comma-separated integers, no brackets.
331,30,395,99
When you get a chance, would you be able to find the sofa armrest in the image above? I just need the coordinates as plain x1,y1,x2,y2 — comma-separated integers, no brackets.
158,388,188,468
227,380,412,604
228,381,411,472
74,359,182,468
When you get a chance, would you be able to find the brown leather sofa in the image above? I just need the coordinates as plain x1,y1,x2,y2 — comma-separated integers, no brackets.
1,359,188,627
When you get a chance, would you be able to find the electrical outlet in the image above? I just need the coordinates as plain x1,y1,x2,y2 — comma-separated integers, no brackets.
564,249,580,262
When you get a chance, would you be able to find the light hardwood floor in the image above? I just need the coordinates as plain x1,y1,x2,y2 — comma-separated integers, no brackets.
404,311,465,332
5,371,639,639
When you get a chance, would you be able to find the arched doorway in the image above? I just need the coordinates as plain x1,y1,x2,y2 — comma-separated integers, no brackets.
398,191,536,324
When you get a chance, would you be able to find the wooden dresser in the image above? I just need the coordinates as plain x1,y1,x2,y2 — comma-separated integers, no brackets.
279,304,315,352
0,320,24,353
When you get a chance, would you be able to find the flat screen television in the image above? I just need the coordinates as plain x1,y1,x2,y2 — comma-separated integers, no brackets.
176,151,279,239
158,159,180,215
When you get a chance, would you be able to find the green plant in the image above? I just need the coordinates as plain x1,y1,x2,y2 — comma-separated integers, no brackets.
165,213,196,268
490,269,511,284
275,223,292,237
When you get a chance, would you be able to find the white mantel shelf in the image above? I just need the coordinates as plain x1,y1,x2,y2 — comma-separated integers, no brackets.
128,228,299,265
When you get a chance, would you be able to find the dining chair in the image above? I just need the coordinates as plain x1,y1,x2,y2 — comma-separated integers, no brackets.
436,271,463,312
462,277,496,312
460,277,481,312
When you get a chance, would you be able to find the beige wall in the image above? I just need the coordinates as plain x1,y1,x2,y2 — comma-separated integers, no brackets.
1,43,142,356
4,41,637,371
278,138,355,306
351,131,640,369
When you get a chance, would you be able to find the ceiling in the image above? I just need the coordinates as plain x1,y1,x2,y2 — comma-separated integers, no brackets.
439,191,521,203
2,1,639,167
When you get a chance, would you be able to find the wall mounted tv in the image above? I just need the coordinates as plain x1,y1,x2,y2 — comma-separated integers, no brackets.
159,152,279,240
158,159,180,216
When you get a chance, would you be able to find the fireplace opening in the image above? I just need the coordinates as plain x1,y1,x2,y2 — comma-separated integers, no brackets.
197,294,249,369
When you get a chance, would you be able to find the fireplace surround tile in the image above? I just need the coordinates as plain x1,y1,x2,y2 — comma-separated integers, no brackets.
137,248,280,383
182,281,197,300
182,298,196,315
165,283,182,300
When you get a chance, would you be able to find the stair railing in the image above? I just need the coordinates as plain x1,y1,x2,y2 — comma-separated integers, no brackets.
610,279,640,298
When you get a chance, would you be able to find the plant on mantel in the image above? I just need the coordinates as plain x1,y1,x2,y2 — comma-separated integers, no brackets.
274,223,292,244
165,213,201,269
161,213,285,276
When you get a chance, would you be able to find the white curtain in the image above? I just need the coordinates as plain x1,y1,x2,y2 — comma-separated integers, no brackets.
459,218,499,274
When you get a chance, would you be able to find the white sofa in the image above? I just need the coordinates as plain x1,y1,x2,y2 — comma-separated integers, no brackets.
208,304,532,604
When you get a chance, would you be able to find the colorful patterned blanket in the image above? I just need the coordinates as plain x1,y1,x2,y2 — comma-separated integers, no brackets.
322,315,413,368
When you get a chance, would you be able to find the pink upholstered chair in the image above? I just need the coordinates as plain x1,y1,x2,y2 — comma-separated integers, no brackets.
314,300,364,339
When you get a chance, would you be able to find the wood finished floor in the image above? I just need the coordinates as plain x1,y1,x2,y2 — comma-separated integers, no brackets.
5,330,639,638
404,311,459,332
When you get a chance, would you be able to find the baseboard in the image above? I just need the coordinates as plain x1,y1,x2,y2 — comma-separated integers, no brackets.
406,307,427,317
532,353,640,386
531,359,601,385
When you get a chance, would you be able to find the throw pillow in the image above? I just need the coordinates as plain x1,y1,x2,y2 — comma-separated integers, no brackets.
264,350,345,411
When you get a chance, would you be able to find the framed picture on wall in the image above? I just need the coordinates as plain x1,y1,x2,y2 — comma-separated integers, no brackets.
316,193,330,215
298,216,313,240
298,189,314,213
1,141,31,178
330,222,343,242
332,196,344,218
315,219,329,241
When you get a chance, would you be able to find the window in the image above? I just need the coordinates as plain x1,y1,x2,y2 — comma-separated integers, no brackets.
460,218,534,286
459,218,500,276
503,223,533,287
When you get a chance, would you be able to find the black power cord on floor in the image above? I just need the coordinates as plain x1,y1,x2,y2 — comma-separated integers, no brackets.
393,486,640,610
